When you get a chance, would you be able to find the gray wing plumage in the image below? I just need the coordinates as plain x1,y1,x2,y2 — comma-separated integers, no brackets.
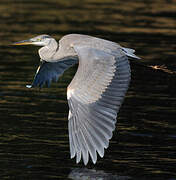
28,58,77,88
67,46,131,165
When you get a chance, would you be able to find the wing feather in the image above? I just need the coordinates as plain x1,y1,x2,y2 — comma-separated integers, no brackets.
27,58,77,88
67,46,131,165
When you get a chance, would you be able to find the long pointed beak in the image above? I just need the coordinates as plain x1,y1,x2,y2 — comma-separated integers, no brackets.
12,39,33,46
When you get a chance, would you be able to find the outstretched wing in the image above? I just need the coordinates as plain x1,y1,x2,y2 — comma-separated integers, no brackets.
27,58,78,88
67,46,131,165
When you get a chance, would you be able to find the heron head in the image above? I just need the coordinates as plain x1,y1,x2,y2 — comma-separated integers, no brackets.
12,34,53,46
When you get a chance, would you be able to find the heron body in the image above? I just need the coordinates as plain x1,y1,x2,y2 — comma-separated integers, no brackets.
13,34,140,165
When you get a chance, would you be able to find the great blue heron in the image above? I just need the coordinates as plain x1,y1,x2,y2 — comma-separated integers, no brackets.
13,34,140,165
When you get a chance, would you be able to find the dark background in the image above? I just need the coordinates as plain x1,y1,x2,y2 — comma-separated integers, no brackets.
0,0,176,179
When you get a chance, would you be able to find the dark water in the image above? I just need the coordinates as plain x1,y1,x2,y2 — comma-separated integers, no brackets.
0,0,176,179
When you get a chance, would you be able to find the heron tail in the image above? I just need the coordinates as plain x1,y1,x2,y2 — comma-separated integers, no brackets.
122,48,141,59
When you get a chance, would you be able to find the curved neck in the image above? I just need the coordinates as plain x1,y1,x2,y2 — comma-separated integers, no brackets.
39,39,58,61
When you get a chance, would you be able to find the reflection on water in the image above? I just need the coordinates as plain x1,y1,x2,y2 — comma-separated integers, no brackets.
68,168,131,180
0,0,176,179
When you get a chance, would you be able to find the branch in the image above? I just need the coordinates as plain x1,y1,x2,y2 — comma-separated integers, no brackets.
148,65,176,75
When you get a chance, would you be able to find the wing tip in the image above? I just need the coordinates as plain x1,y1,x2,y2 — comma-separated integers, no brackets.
26,84,32,88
